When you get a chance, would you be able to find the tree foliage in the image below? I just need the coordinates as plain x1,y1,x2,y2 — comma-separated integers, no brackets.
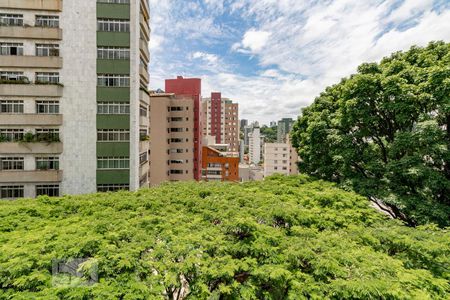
1,176,449,299
291,41,450,226
261,125,278,143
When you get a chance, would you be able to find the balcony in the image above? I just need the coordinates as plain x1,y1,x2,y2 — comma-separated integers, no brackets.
140,39,150,62
0,170,62,183
139,115,148,127
0,114,62,126
140,89,150,105
140,162,149,178
140,0,150,20
0,0,62,11
140,13,150,40
0,84,63,97
140,65,149,84
0,26,62,40
0,142,63,154
0,55,62,69
139,140,149,153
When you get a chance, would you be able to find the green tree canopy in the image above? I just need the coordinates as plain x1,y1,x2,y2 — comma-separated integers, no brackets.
261,125,278,143
1,176,449,299
291,41,450,226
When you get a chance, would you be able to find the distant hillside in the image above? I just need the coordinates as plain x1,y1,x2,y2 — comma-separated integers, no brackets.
0,176,448,299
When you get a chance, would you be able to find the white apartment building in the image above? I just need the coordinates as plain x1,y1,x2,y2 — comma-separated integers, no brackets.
263,140,299,177
0,0,150,199
248,126,264,165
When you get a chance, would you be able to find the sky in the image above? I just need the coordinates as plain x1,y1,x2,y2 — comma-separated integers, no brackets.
149,0,450,125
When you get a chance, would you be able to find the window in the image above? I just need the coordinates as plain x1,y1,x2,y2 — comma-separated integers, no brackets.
36,101,59,114
97,0,130,4
170,128,183,132
97,102,129,114
170,138,183,143
36,157,59,170
0,101,23,113
0,14,23,26
0,43,23,56
36,44,59,57
97,19,130,32
170,160,184,164
0,71,26,82
170,170,184,174
35,15,59,28
97,184,129,192
171,117,183,122
139,152,148,164
36,72,59,84
140,129,148,140
139,105,147,117
97,129,129,141
170,149,184,154
97,74,130,87
36,185,60,197
207,163,222,168
97,47,130,59
0,185,24,199
0,157,24,170
35,129,59,141
170,106,183,111
140,174,148,186
0,129,24,141
97,157,129,169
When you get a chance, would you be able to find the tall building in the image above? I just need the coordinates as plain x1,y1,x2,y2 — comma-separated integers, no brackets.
148,92,195,186
277,118,294,143
248,126,264,165
202,92,239,153
165,76,202,181
240,119,248,130
0,0,150,199
201,146,239,182
263,136,299,177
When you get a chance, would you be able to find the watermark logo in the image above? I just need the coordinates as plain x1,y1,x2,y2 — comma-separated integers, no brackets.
52,258,98,287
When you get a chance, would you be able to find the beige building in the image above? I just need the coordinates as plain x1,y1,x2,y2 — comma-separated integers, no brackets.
202,93,239,153
149,92,195,186
263,138,299,177
0,0,150,199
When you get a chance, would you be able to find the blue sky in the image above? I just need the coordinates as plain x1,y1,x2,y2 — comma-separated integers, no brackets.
149,0,450,125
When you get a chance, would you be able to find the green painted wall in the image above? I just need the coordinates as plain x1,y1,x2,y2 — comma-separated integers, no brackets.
97,170,130,184
97,32,130,47
97,3,130,19
97,60,130,74
97,142,130,157
97,115,130,129
97,87,130,102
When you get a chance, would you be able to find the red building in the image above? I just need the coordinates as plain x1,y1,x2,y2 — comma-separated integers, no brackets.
165,76,203,181
202,146,239,182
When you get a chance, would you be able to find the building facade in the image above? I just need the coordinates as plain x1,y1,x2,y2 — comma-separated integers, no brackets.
0,0,150,198
248,126,264,165
202,92,239,153
148,92,195,186
277,118,294,143
164,76,202,181
263,139,299,177
202,146,239,182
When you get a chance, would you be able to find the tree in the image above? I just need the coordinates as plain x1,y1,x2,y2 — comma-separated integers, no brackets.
291,41,450,226
0,176,449,299
261,125,278,143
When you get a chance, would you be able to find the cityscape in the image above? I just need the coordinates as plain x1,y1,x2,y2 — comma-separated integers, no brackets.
0,0,449,299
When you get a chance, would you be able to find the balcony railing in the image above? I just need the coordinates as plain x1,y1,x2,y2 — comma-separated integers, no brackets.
0,26,62,40
0,114,62,126
0,170,62,183
0,55,62,69
0,83,63,97
0,0,62,11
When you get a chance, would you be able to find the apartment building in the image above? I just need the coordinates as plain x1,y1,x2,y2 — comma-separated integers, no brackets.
165,76,202,181
263,139,299,177
202,92,239,153
201,146,239,182
248,126,264,165
277,118,294,143
148,92,195,186
0,0,150,199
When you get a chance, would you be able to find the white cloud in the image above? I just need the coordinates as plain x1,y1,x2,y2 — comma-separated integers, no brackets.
150,0,450,124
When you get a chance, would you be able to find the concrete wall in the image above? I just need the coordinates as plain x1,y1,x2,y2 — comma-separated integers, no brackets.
60,0,97,195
